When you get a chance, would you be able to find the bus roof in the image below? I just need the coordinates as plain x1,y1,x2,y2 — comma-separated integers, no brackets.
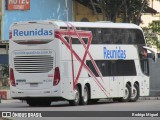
54,21,142,30
11,20,142,30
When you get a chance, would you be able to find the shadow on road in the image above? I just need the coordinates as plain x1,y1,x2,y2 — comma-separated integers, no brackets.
50,101,116,107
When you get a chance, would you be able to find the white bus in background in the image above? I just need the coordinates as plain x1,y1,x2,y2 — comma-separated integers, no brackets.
9,20,156,106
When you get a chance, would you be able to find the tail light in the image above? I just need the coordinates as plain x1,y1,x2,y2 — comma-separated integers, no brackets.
53,67,60,86
10,68,16,86
9,31,12,39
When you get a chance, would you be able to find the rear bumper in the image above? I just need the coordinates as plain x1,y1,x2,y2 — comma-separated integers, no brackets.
10,87,61,98
12,97,66,101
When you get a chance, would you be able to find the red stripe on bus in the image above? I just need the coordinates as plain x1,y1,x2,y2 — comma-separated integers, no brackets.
55,28,110,97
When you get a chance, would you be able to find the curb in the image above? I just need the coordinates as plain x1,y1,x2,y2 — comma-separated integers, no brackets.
0,97,160,104
139,97,160,100
98,97,160,103
0,99,22,104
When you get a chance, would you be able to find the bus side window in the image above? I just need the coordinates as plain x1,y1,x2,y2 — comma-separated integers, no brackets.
89,28,100,44
110,60,137,76
86,60,111,77
128,35,132,44
140,59,149,75
82,38,88,44
86,60,98,77
101,29,111,44
135,29,145,44
110,61,116,76
102,33,110,44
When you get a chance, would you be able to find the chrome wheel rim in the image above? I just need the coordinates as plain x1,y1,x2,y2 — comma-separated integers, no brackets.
124,86,129,100
75,89,79,103
83,87,88,102
131,86,137,99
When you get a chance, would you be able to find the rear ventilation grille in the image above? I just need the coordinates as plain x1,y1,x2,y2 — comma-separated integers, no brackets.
14,55,53,73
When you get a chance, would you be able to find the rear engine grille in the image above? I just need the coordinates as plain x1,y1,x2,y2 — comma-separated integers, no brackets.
14,55,53,73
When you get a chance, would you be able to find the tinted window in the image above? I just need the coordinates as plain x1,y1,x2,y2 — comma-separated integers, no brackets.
86,60,111,77
79,28,145,45
86,60,137,77
138,45,149,75
112,60,137,76
60,27,145,45
64,37,88,44
140,59,149,75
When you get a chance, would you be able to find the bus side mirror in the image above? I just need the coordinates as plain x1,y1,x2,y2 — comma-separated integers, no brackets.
143,46,157,63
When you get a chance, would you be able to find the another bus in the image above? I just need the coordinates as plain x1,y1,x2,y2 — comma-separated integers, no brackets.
9,21,156,106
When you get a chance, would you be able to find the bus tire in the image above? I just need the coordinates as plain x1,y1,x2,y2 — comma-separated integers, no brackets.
39,100,51,106
69,86,80,106
26,100,37,107
80,85,89,105
88,99,99,104
119,84,131,102
113,98,120,102
130,84,139,102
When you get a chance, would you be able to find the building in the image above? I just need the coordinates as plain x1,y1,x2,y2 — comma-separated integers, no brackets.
141,0,160,27
73,0,159,23
0,0,72,63
72,0,103,22
0,0,72,84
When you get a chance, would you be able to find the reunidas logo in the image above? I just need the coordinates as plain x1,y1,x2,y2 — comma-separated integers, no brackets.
13,28,53,37
103,46,126,59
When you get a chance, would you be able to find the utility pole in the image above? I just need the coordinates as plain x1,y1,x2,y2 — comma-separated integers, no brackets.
65,0,68,22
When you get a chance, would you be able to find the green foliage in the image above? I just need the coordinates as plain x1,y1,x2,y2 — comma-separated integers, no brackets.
149,21,160,33
0,65,9,90
143,21,160,51
99,0,122,21
1,65,9,77
98,0,160,50
99,0,149,24
121,0,148,24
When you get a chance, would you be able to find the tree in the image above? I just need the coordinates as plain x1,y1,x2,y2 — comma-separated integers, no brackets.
143,21,160,50
98,0,149,25
96,0,160,50
98,0,124,22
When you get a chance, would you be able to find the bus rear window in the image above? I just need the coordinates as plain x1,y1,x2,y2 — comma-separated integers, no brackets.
12,40,52,44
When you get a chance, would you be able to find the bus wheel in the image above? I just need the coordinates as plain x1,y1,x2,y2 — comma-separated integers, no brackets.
26,100,37,107
81,85,89,105
112,98,120,102
130,84,139,102
88,99,99,104
69,86,80,106
38,100,52,106
119,84,131,102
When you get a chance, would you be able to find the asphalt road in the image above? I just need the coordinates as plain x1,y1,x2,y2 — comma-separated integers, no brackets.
0,99,160,120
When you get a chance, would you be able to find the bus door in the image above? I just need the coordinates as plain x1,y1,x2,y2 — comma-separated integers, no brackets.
110,61,124,97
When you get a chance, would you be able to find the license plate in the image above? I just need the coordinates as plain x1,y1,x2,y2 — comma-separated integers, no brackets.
30,83,38,87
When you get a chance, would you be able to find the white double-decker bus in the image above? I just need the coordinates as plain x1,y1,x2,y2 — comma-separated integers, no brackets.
9,20,155,106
